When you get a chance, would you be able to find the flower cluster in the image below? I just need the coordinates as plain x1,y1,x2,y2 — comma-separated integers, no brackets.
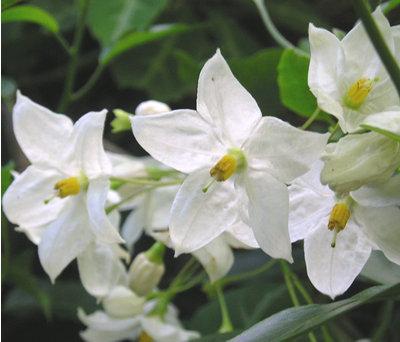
2,6,399,341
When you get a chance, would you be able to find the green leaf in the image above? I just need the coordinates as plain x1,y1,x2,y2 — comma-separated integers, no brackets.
88,0,168,46
230,284,400,342
277,49,317,118
360,124,400,142
101,23,190,65
2,5,59,33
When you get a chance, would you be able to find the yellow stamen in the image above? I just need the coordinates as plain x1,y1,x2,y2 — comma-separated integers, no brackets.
210,154,237,181
328,203,350,231
139,331,153,342
344,78,373,109
54,177,81,198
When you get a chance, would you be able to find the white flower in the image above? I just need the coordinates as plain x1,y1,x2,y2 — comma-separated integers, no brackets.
2,92,123,281
289,162,400,298
321,131,400,194
132,50,328,261
78,300,200,342
308,8,400,133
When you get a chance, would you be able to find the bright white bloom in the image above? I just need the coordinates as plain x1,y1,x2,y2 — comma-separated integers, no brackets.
132,50,328,261
2,92,123,281
289,162,400,298
135,100,171,116
308,8,400,133
79,299,200,342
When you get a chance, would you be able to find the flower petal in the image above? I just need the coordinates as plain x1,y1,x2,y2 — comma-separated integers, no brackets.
38,197,93,282
351,174,400,207
355,206,400,265
131,109,224,174
196,49,262,147
77,242,128,299
225,220,259,249
193,236,234,282
12,91,73,169
2,165,65,229
86,178,124,244
244,169,292,262
361,110,400,135
170,168,238,254
244,116,329,183
304,219,372,299
121,203,146,251
67,110,112,178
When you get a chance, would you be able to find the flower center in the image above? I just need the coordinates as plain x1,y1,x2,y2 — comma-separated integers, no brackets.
202,148,246,193
344,78,373,109
328,202,351,248
44,174,88,204
139,331,153,342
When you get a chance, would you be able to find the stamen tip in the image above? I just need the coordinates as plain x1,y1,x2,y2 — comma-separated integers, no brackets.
202,187,208,193
331,242,336,248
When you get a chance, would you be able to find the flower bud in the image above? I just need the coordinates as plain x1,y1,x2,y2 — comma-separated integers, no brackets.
135,100,171,116
128,243,166,296
321,132,400,194
111,109,132,133
103,286,145,318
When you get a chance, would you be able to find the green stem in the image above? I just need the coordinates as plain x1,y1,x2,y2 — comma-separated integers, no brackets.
58,0,90,112
352,0,400,96
54,33,71,55
253,0,308,56
71,64,105,101
215,282,234,334
301,108,321,130
280,261,317,342
110,177,182,187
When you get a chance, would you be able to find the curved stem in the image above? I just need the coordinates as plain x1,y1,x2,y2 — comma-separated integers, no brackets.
58,0,90,112
352,0,400,96
54,33,71,55
71,64,105,101
253,0,308,56
215,282,234,333
110,177,182,187
301,108,321,130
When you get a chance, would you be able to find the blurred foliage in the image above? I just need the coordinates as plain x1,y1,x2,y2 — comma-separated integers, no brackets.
2,0,400,341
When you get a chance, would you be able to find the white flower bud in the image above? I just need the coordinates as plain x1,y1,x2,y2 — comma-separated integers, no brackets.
128,243,166,296
135,100,171,116
103,286,145,318
321,132,400,194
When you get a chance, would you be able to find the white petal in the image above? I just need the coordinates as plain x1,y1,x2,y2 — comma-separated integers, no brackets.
355,206,400,265
107,152,148,179
67,110,112,178
77,242,128,299
141,317,200,342
78,308,140,342
196,49,262,147
2,165,65,229
102,286,145,318
193,236,234,282
244,169,292,262
12,91,73,169
361,110,400,135
170,168,238,254
15,225,46,245
38,197,93,282
131,109,224,174
147,185,179,230
351,174,400,207
86,178,124,244
244,116,329,183
225,220,259,249
304,219,372,299
121,205,146,251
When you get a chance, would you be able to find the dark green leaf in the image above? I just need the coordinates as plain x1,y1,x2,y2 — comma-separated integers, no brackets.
2,5,60,33
230,284,400,342
88,0,168,46
101,23,190,65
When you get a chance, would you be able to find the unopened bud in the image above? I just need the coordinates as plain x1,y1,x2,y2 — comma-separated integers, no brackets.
128,243,166,296
135,100,171,116
103,286,145,318
111,109,132,133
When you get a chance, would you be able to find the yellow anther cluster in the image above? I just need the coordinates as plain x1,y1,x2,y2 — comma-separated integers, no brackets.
344,78,373,109
54,177,81,198
328,203,350,231
139,331,153,342
210,154,237,181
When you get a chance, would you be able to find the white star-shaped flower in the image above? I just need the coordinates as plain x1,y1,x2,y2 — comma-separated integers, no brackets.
132,50,328,261
2,92,123,281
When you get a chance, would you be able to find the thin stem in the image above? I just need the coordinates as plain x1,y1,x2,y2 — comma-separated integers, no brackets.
58,0,90,112
110,177,182,187
71,64,105,101
54,33,71,55
253,0,308,56
215,282,234,333
352,0,400,96
301,108,321,130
